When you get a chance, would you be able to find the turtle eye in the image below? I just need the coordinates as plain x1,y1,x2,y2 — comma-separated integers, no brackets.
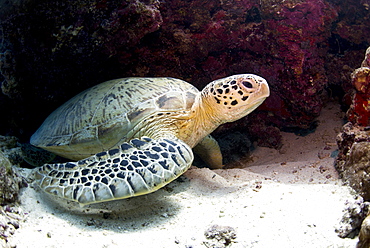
242,81,253,88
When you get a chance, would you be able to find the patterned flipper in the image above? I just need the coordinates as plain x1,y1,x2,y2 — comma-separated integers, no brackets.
32,137,193,205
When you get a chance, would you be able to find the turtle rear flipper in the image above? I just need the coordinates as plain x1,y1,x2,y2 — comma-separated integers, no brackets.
21,143,56,167
31,137,193,205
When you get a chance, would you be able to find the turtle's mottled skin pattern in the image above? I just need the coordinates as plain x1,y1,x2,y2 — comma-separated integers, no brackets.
31,75,269,205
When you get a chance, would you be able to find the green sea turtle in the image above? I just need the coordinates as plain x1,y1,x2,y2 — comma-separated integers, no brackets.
30,74,269,205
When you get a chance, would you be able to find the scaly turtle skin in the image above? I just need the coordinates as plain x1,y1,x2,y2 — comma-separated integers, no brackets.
30,74,269,205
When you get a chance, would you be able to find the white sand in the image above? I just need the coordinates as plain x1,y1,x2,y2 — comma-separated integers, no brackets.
9,102,359,248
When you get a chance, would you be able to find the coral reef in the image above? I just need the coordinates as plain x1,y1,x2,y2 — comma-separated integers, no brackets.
342,141,370,200
335,46,370,246
0,151,23,205
0,136,23,205
335,195,369,238
347,47,370,126
358,212,370,248
329,0,370,47
0,135,24,167
0,0,368,150
0,135,26,248
336,123,370,199
0,205,23,248
0,0,164,140
336,48,370,200
0,50,18,97
0,141,25,247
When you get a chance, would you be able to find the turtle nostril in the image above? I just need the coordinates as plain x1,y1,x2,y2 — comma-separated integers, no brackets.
242,81,253,88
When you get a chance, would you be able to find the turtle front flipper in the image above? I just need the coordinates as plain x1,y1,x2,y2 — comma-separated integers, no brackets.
31,137,193,205
193,135,223,169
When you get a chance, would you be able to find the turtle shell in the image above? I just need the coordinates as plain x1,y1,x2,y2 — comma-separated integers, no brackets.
31,77,199,160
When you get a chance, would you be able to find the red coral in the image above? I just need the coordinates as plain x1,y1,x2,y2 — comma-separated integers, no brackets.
103,1,163,55
347,66,370,126
2,0,369,141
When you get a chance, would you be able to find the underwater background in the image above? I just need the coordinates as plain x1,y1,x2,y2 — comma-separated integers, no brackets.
1,1,370,247
0,0,369,149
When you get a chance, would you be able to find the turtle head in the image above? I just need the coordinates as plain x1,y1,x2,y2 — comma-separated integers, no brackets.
201,74,270,124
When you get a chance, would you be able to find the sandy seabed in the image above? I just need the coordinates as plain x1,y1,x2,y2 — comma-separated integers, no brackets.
9,102,359,248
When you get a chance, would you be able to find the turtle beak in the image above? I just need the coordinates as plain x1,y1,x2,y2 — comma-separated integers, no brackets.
258,79,270,99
